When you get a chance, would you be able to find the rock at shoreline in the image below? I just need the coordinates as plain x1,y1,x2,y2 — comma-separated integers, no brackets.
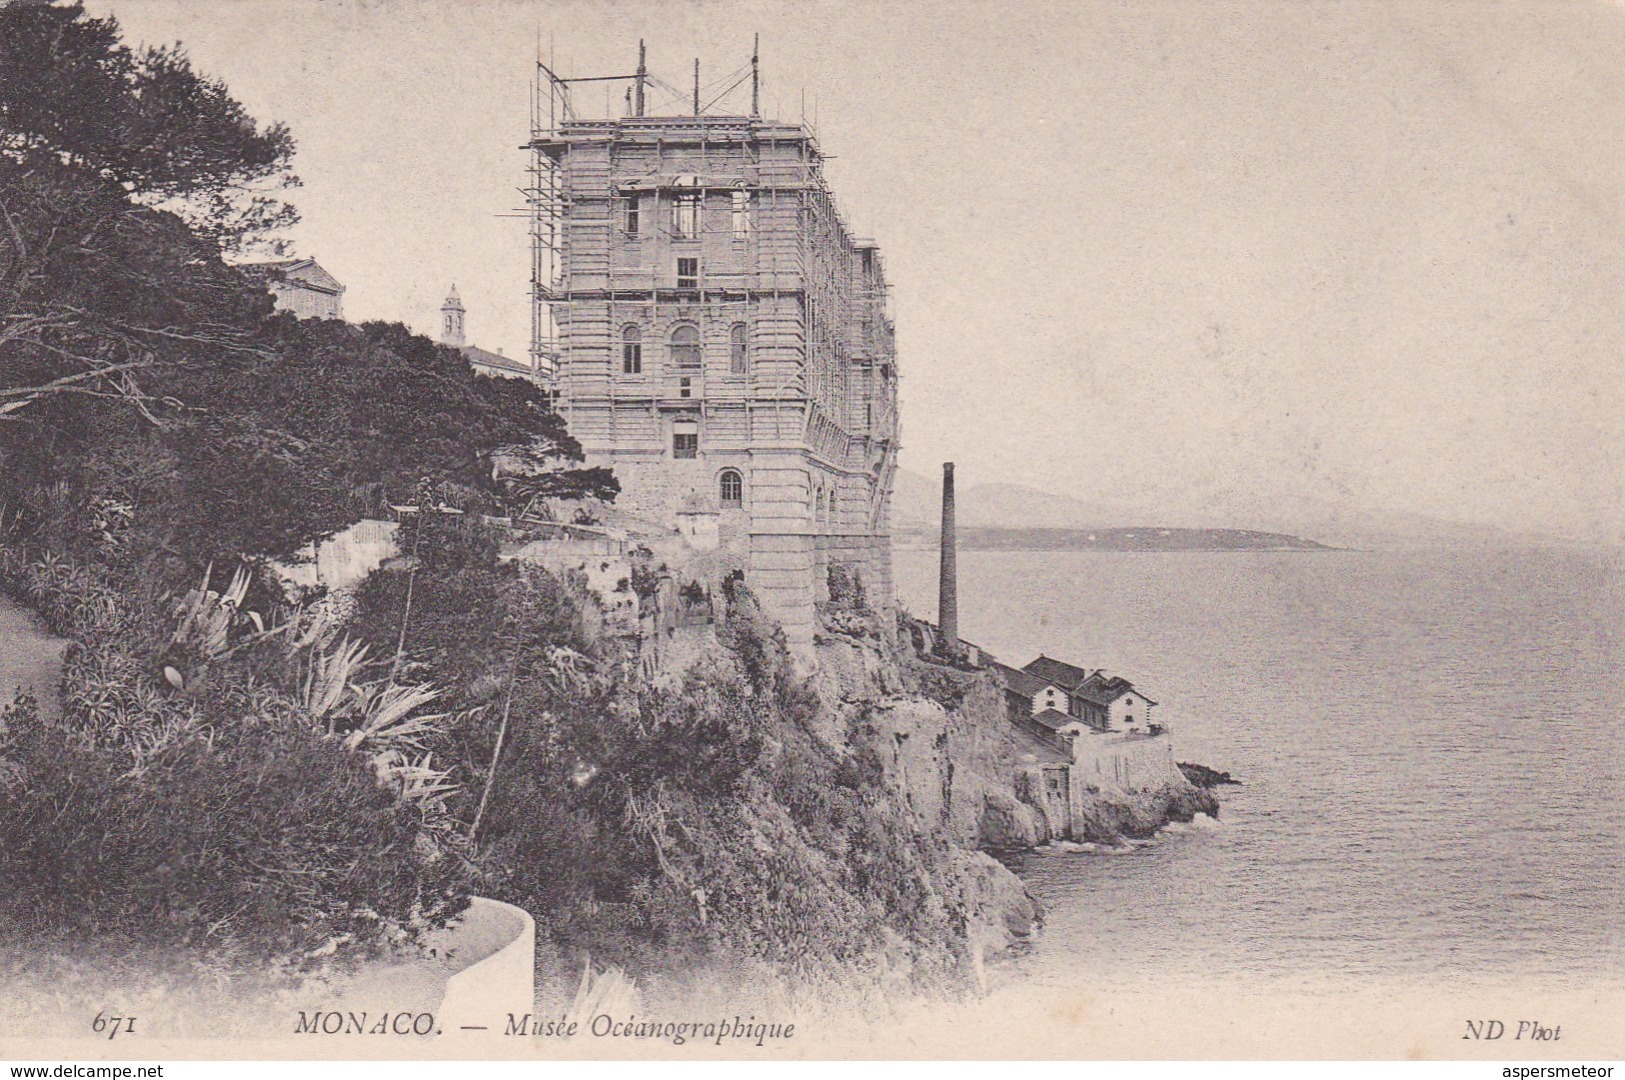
1178,761,1242,788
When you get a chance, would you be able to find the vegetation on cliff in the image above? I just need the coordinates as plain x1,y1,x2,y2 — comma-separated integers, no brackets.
0,0,602,985
0,2,1220,1018
0,2,1001,1006
346,526,984,991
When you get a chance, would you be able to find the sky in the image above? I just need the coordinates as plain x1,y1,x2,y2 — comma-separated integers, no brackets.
93,0,1625,543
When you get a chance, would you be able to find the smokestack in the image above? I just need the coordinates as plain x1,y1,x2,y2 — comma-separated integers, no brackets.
938,462,958,656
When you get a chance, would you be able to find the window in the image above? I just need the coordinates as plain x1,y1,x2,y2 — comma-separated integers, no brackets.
719,469,743,507
673,191,701,238
670,324,701,369
676,257,699,289
678,376,692,399
621,325,642,374
673,421,698,459
729,323,748,375
624,193,640,237
731,190,752,238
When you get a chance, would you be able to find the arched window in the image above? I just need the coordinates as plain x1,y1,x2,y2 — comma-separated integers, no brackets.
670,324,701,369
815,486,825,518
719,468,743,508
729,322,748,375
621,325,642,375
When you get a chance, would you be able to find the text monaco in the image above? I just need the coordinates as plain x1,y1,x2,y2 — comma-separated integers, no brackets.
506,1012,795,1047
294,1012,438,1035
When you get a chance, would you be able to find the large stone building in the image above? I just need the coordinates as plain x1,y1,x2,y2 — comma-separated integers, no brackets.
529,87,900,643
244,258,345,320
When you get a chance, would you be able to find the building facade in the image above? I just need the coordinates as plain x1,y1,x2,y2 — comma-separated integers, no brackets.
531,111,900,643
997,655,1161,734
246,258,345,320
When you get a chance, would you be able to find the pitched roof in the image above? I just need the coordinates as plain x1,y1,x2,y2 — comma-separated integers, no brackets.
992,661,1048,699
463,344,531,377
1030,707,1075,731
1073,673,1157,708
1022,655,1095,689
242,258,343,295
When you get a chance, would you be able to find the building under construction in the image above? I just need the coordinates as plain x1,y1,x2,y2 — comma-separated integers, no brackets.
526,44,899,644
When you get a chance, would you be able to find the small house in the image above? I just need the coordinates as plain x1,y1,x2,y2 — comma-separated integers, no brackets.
464,344,536,381
993,661,1073,722
1010,655,1159,733
1070,672,1158,732
244,258,345,320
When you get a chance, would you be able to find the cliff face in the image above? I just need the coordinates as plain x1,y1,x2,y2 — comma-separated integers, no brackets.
802,609,1218,975
810,637,1039,969
530,541,1212,987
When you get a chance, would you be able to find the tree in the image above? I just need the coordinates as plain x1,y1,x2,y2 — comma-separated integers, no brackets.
0,1,616,568
0,0,297,245
147,317,617,562
0,0,296,422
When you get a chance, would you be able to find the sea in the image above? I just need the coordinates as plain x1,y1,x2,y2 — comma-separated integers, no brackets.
894,545,1625,997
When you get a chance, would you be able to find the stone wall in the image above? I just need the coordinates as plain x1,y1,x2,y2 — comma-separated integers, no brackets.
1070,730,1182,792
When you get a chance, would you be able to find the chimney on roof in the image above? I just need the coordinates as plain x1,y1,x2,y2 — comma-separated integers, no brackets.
937,462,959,658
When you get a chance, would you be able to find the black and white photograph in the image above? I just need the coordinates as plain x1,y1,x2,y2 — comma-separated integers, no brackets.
0,0,1620,1064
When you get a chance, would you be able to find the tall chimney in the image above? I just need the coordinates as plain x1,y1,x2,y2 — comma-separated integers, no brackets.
938,462,959,656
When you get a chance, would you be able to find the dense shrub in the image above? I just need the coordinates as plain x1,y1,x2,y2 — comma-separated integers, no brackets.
0,694,462,959
0,542,470,963
345,517,596,700
346,517,515,695
450,577,968,989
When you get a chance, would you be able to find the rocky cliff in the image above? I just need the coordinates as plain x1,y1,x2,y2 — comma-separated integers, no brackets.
806,604,1218,971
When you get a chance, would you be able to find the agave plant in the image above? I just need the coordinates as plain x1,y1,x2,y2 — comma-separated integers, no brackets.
370,748,460,819
298,636,371,731
343,679,445,753
289,599,343,652
171,563,257,659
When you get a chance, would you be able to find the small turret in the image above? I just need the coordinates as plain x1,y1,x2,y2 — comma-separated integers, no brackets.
440,285,466,347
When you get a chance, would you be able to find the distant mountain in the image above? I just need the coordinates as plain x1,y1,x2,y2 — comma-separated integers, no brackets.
889,468,1533,549
895,526,1331,552
891,470,1156,531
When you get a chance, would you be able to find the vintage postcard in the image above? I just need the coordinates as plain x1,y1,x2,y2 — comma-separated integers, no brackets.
0,0,1621,1065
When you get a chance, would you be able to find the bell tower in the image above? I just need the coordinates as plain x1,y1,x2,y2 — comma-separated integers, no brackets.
440,285,466,347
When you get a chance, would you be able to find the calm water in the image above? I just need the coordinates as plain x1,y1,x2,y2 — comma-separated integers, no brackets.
894,546,1625,993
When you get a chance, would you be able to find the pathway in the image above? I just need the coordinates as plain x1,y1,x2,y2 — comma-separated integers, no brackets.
0,593,67,719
